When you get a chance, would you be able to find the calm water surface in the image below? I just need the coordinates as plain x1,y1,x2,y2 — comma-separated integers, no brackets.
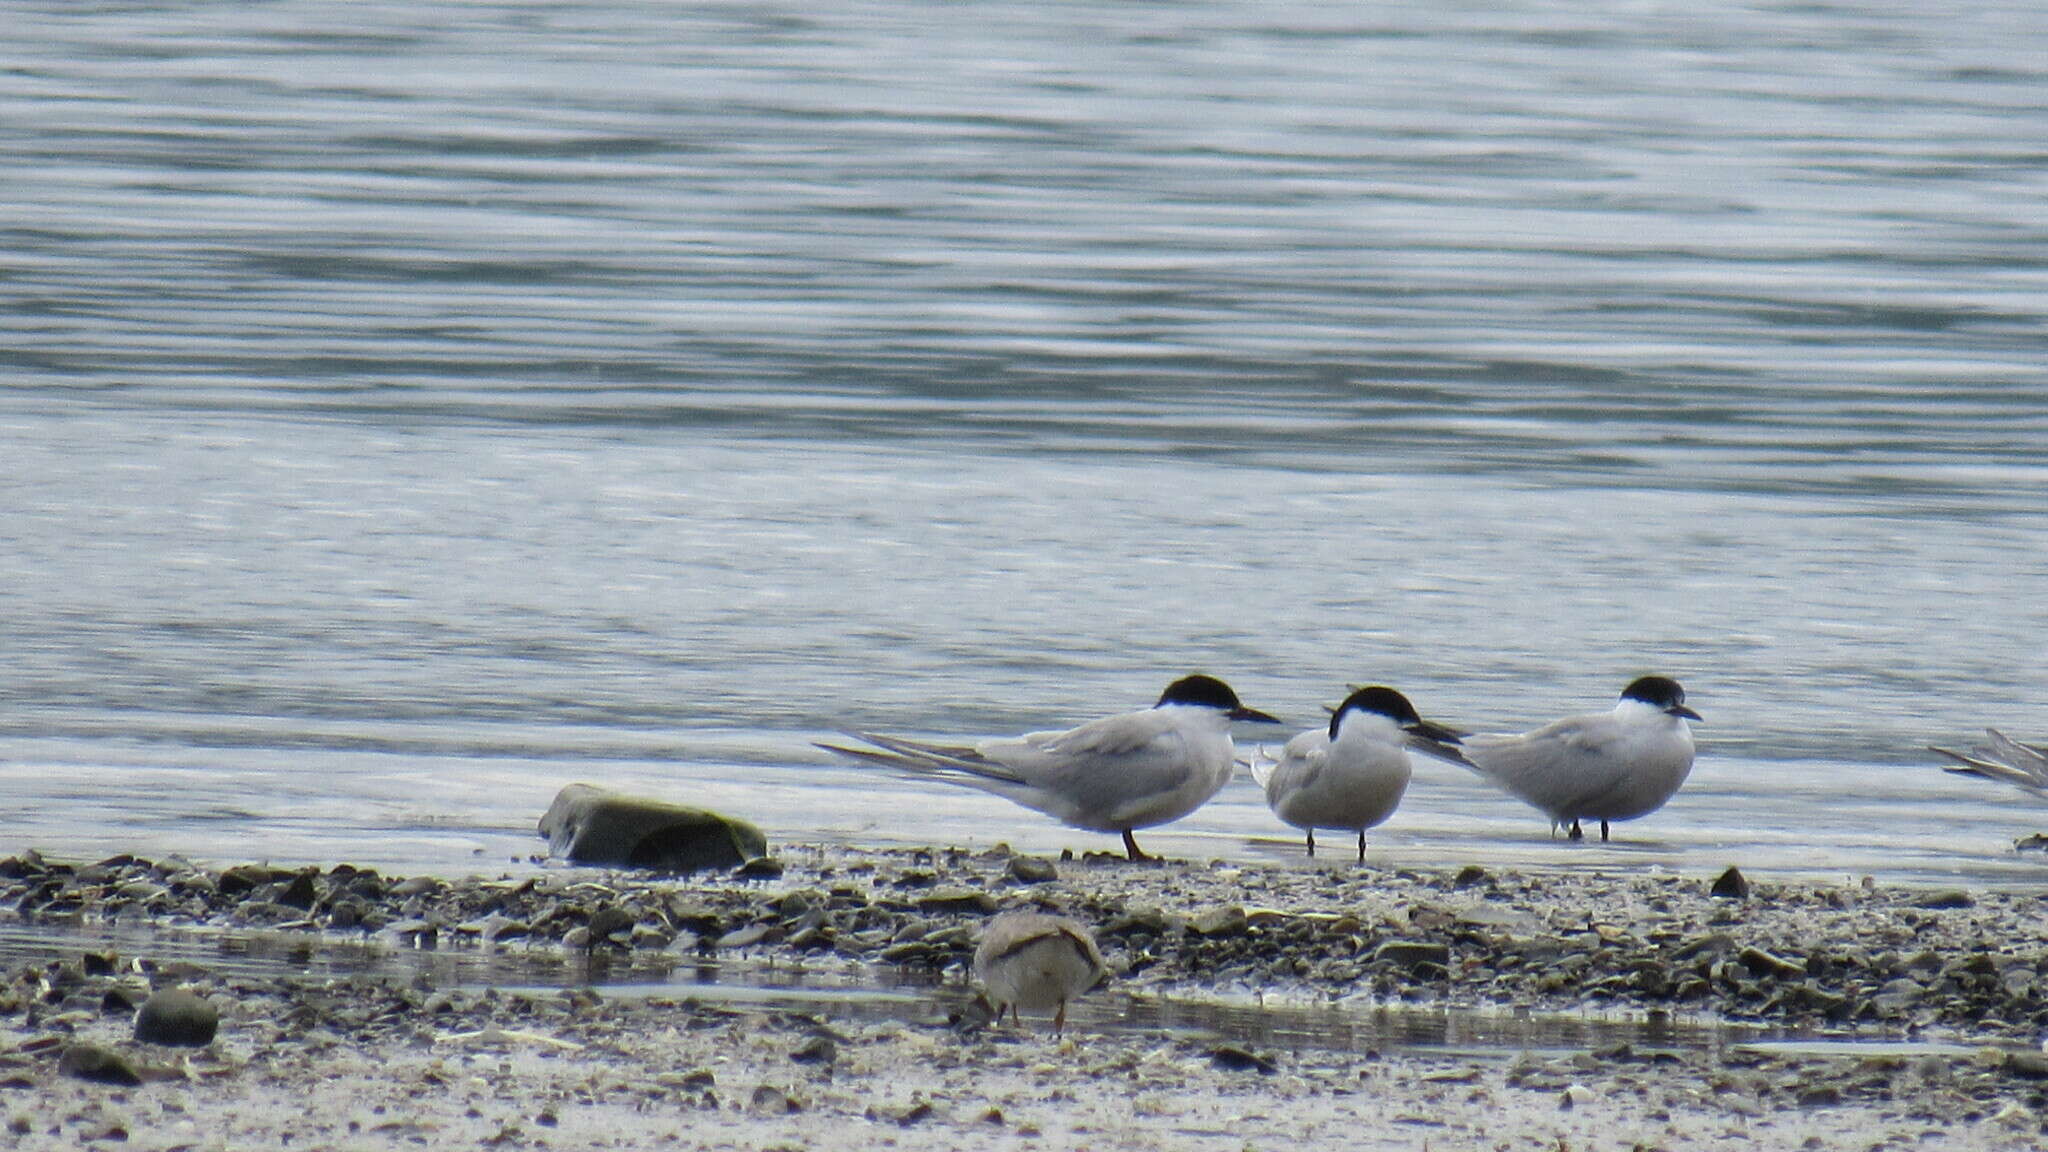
3,0,2046,885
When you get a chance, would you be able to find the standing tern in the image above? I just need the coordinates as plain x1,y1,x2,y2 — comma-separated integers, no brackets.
1443,675,1701,842
973,909,1107,1033
1251,686,1465,861
818,674,1282,860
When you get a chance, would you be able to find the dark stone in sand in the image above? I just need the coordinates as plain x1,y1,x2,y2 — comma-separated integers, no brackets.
1007,856,1058,884
134,987,219,1047
538,784,767,872
1710,866,1749,899
1737,945,1807,979
217,863,279,896
789,1034,837,1064
277,868,321,910
1453,865,1491,889
59,1043,143,1086
587,906,636,937
2005,1051,2048,1080
735,857,784,879
1913,890,1974,910
1207,1044,1277,1074
888,1101,934,1126
749,1085,799,1115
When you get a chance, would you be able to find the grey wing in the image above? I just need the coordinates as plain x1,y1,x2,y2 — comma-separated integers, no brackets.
990,712,1200,825
1466,716,1633,808
1023,709,1182,760
1260,730,1330,800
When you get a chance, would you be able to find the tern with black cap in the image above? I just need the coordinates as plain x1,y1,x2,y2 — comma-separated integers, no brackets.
820,674,1282,860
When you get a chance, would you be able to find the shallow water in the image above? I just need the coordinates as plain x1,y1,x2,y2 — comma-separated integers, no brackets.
0,918,1788,1058
3,1,2047,885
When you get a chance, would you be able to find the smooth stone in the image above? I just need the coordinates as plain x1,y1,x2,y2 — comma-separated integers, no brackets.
1007,856,1058,884
134,987,219,1047
789,1035,837,1064
1188,906,1250,937
1672,932,1738,961
914,888,998,915
714,923,774,950
538,784,768,872
1738,945,1807,979
1372,940,1452,972
2005,1051,2048,1080
59,1043,143,1086
1454,905,1541,933
1207,1045,1276,1074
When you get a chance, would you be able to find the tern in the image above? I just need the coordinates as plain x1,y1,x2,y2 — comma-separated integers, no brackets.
1251,686,1465,861
1444,676,1701,842
818,674,1281,860
1930,730,2048,797
973,909,1107,1033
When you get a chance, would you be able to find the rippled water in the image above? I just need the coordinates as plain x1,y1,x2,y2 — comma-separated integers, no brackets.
3,0,2046,884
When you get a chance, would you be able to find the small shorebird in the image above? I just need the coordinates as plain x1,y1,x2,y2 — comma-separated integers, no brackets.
818,674,1282,860
1930,729,2048,797
1252,686,1465,861
973,910,1107,1033
1436,676,1701,842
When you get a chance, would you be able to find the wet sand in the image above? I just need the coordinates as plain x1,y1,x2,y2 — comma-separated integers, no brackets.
6,844,2048,1149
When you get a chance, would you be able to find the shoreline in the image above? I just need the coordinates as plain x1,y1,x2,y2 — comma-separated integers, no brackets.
6,844,2048,1148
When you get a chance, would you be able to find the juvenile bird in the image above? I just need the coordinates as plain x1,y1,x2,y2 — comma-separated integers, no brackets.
973,909,1107,1033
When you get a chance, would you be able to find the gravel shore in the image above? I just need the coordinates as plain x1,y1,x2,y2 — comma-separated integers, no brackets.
6,844,2048,1149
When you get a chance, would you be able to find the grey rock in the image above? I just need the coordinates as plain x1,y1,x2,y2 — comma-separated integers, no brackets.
59,1043,143,1086
1007,856,1058,884
714,923,774,950
538,783,768,872
1737,945,1807,979
1913,890,1974,910
134,987,219,1047
1454,905,1541,933
1188,906,1250,938
914,888,998,915
1100,907,1176,938
1372,940,1452,972
790,1034,837,1064
1672,932,1738,961
2005,1051,2048,1080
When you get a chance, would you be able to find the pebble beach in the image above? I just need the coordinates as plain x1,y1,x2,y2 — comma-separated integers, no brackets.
8,842,2048,1149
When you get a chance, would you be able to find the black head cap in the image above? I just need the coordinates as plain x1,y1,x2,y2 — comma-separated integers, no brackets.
1622,675,1702,721
1332,685,1464,744
1157,675,1282,724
